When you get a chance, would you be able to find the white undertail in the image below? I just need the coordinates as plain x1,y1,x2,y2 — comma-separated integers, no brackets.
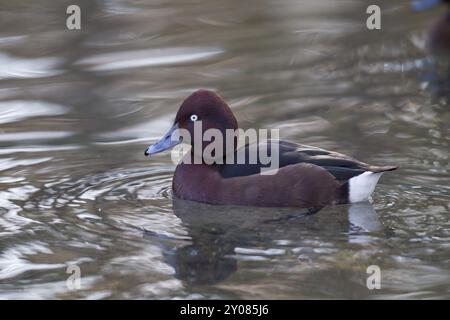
348,171,383,203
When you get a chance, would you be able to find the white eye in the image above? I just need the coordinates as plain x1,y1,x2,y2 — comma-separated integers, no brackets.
190,114,198,122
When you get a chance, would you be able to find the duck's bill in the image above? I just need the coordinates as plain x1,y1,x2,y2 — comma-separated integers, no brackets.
411,0,441,11
145,123,181,156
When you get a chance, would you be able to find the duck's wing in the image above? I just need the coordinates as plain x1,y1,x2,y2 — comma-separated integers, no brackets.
220,140,397,181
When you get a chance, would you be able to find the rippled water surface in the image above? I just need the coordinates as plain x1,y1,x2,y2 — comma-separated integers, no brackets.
0,0,449,299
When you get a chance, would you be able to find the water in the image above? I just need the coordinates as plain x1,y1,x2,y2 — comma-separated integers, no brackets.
0,0,449,299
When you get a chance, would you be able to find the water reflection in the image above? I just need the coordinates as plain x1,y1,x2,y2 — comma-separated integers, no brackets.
0,100,69,125
77,47,224,72
0,0,449,299
0,52,63,80
168,199,383,286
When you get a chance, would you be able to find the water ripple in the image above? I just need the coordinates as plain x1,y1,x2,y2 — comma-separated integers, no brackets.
76,47,223,72
0,100,70,125
0,242,64,280
0,53,63,79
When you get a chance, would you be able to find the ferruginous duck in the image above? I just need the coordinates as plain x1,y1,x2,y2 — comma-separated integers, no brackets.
412,0,450,56
145,90,397,208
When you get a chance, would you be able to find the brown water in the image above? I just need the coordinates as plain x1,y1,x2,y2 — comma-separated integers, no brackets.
0,0,449,299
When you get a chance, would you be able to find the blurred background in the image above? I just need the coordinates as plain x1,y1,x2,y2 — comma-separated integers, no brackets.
0,0,449,299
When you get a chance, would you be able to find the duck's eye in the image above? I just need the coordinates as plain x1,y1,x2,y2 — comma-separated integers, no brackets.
190,114,199,122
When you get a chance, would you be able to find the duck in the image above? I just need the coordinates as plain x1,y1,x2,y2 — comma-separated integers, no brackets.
412,0,450,56
145,90,397,209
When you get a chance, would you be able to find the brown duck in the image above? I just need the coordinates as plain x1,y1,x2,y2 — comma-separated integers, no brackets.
145,90,397,208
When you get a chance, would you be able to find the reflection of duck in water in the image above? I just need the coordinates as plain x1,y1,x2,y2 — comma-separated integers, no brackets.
162,199,382,286
145,90,397,209
412,0,450,56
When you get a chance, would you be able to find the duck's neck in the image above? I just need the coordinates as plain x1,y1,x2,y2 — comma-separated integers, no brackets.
173,161,222,204
186,147,237,165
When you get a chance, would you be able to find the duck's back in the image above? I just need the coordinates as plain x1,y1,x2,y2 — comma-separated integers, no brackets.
220,140,394,181
219,140,397,204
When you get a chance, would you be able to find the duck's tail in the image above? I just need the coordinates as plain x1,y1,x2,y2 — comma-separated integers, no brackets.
368,165,398,173
336,166,398,204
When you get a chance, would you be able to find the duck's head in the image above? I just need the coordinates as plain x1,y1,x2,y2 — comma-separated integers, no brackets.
411,0,448,11
145,89,238,161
